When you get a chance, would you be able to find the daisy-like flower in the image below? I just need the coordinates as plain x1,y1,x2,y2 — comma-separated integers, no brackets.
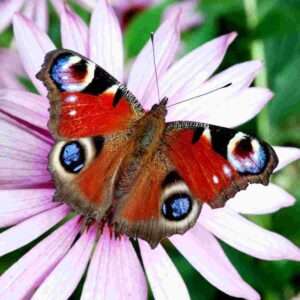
0,1,299,299
0,0,48,33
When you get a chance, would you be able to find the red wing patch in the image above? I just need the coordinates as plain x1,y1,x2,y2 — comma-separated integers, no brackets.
166,129,238,207
52,91,138,138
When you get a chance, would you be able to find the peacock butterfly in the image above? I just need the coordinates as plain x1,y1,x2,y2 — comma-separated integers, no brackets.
36,49,278,248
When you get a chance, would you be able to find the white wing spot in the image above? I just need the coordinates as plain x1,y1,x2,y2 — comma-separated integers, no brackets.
213,175,219,184
203,127,211,142
223,165,232,177
65,95,78,103
69,110,77,116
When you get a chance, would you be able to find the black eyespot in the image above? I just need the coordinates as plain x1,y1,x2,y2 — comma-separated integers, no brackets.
59,141,85,173
162,194,192,221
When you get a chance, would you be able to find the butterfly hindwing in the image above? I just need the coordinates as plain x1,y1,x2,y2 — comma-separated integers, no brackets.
49,135,130,220
112,150,202,248
37,49,144,139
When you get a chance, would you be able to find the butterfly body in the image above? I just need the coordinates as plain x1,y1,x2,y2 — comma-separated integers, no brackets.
37,49,278,247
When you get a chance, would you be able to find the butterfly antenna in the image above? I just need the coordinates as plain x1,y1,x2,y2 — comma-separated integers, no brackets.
150,32,161,103
166,83,232,108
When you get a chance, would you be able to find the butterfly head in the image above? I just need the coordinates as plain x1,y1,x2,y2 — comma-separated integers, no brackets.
150,96,168,118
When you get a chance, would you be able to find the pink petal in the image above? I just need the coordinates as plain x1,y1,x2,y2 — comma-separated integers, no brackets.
33,226,97,300
53,1,89,55
170,60,262,104
0,113,51,188
81,228,147,300
166,60,265,122
0,72,25,90
0,216,80,300
89,0,123,80
274,146,300,172
0,0,25,32
23,0,48,32
75,0,96,10
168,87,272,127
226,183,296,215
160,33,237,105
0,205,69,257
112,0,158,12
170,225,259,300
139,241,190,300
13,13,55,96
0,49,25,90
0,188,57,227
0,49,24,76
0,89,49,130
163,0,203,32
200,205,300,261
127,13,181,109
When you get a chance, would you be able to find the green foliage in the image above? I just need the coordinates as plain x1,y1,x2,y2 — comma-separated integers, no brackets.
124,1,172,59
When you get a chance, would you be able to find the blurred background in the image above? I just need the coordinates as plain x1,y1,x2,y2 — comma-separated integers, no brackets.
0,0,299,299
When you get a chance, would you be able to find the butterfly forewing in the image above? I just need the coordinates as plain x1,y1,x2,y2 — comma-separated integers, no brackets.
164,121,278,208
37,49,144,139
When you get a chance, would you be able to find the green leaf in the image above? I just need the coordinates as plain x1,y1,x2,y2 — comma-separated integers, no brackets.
0,29,13,48
124,2,171,59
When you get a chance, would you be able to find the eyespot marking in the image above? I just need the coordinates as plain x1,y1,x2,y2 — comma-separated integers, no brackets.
59,141,85,173
228,133,268,174
162,194,192,221
50,54,95,92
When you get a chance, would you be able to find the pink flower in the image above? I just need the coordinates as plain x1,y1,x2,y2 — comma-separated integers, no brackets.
0,1,299,299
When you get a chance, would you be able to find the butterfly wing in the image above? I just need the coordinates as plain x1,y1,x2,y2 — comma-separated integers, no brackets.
37,49,143,220
37,49,144,139
164,121,278,208
113,121,278,247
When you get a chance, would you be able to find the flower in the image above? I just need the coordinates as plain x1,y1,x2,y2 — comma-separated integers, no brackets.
0,1,299,299
0,0,48,33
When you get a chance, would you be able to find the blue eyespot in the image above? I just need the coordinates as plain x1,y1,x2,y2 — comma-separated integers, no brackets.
162,194,192,221
51,54,72,90
59,141,85,173
228,137,268,175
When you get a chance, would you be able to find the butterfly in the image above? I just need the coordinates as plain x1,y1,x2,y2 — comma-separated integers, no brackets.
36,49,278,248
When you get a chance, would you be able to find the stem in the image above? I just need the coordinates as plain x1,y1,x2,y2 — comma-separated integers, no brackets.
244,0,271,140
244,0,273,230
